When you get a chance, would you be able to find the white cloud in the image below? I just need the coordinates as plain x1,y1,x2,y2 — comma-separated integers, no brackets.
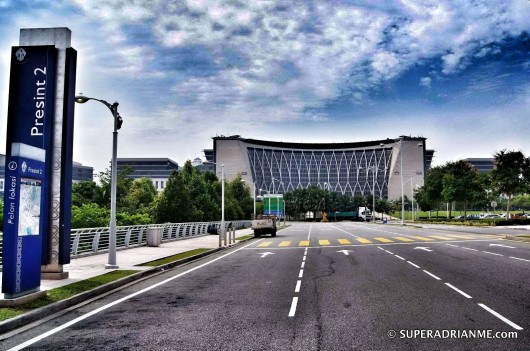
419,76,431,88
1,0,530,171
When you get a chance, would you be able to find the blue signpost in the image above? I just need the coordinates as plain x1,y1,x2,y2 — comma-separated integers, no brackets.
2,45,57,298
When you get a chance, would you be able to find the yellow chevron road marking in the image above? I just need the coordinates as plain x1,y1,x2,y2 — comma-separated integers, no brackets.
356,238,373,244
411,236,434,241
258,241,273,247
374,237,393,243
279,241,291,247
338,239,352,245
444,234,475,239
319,240,331,246
429,236,453,240
394,237,414,242
299,241,310,247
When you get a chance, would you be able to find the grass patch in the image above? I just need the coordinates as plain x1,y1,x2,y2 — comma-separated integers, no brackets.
236,235,254,241
140,248,210,267
0,270,138,322
516,235,530,239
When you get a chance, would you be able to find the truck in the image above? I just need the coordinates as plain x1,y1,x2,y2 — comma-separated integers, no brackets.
251,215,277,237
357,207,372,222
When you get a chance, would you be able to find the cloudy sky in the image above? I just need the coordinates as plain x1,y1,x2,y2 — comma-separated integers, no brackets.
1,0,529,174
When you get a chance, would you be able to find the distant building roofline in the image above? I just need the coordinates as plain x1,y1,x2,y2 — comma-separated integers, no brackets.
117,157,179,165
213,135,427,150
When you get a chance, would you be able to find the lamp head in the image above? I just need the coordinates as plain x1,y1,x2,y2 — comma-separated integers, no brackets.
116,114,123,130
74,94,89,104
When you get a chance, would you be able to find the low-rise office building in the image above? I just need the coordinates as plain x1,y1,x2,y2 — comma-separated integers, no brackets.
116,158,179,192
465,158,495,173
72,161,94,183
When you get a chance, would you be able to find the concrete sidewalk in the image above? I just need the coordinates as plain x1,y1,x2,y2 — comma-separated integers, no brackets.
0,227,256,298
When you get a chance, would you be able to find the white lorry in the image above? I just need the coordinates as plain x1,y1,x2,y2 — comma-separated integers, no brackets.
358,207,372,222
251,215,277,237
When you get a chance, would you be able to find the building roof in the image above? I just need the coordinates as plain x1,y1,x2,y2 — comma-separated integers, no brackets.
117,157,179,164
213,135,427,150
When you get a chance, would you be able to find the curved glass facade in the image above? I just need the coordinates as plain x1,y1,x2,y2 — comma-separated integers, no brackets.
248,147,393,198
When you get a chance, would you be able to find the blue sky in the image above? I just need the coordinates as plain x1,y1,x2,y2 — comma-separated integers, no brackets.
1,0,529,174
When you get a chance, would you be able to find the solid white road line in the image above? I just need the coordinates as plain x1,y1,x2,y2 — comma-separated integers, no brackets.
407,261,420,269
422,270,441,281
445,283,472,298
461,247,478,251
288,297,299,317
377,247,385,251
478,303,523,330
384,250,394,255
295,280,302,293
445,244,459,247
7,240,261,351
509,256,530,263
394,255,406,261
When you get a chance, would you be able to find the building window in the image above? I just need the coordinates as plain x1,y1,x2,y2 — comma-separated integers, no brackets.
155,180,159,189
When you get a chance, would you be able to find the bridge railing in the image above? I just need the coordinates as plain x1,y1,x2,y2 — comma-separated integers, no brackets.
0,220,251,265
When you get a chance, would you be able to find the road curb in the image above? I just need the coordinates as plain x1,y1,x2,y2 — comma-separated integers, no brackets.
0,237,255,335
504,235,530,243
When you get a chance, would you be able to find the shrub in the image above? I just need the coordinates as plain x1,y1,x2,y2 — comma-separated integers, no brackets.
495,218,530,226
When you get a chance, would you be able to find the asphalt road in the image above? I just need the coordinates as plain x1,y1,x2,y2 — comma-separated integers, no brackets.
1,222,529,350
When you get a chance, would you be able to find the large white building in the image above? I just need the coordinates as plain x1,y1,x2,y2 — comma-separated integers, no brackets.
205,135,434,200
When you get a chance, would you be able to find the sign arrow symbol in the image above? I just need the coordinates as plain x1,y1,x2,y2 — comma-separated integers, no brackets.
337,250,352,256
414,247,433,252
259,252,275,258
489,244,516,249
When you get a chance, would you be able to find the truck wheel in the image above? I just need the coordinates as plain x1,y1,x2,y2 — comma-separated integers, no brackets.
254,232,261,238
271,230,277,237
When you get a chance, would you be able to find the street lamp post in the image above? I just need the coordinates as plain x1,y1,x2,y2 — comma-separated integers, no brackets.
205,161,225,247
75,94,123,269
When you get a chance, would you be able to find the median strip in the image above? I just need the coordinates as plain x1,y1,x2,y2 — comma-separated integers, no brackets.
139,248,210,267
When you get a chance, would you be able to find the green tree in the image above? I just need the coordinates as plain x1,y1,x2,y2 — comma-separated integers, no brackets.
72,181,102,207
154,170,193,223
491,150,530,217
422,166,446,217
98,165,134,210
71,203,109,229
125,177,158,216
512,194,530,214
442,160,483,218
229,175,253,219
181,160,221,221
414,186,432,213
